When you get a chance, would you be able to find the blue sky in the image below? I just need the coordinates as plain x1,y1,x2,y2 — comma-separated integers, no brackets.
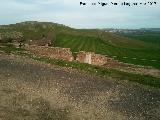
0,0,159,28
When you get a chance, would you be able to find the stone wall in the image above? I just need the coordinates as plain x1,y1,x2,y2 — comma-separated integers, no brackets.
76,51,110,65
25,45,74,61
76,51,92,64
25,45,115,65
91,53,108,65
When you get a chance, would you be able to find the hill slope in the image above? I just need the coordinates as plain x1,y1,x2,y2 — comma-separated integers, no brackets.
0,21,159,69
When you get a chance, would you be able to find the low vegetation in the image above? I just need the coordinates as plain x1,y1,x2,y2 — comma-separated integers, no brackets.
0,46,160,88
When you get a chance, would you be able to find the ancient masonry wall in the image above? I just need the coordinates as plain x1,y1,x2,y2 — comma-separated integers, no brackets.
76,51,112,65
25,45,74,61
25,45,113,65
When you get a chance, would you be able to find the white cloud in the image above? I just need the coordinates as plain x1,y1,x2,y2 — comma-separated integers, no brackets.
0,0,160,28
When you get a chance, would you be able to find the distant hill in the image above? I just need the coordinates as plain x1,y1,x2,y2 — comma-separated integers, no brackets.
140,28,160,32
0,21,72,45
0,21,160,69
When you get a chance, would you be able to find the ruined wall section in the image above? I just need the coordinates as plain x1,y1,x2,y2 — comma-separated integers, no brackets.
91,53,107,65
76,51,111,65
26,45,74,61
76,51,92,64
25,46,115,66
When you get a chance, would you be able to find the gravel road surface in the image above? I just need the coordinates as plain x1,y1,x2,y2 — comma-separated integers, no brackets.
0,54,160,120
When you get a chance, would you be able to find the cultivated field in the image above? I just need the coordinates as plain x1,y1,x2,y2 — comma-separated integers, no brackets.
117,32,160,45
54,33,160,69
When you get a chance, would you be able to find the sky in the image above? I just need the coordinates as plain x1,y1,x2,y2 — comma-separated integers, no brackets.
0,0,159,29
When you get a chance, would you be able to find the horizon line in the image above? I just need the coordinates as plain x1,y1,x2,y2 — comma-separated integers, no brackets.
0,20,160,30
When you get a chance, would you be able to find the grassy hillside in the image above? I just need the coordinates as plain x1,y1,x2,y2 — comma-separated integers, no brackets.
54,33,160,69
0,21,72,43
0,21,160,69
116,32,160,46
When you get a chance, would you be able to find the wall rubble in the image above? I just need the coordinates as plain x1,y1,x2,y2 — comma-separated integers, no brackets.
76,51,111,65
25,45,74,61
25,45,114,66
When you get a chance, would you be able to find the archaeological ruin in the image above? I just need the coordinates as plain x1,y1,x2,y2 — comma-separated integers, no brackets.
25,45,111,66
25,45,74,61
76,51,109,65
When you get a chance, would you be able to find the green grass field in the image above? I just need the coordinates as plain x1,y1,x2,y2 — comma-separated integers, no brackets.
116,32,160,45
54,33,160,69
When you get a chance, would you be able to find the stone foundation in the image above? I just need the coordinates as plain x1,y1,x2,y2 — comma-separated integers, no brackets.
25,45,74,61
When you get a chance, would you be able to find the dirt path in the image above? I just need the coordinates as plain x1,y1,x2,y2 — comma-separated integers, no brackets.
104,60,160,78
0,54,160,120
